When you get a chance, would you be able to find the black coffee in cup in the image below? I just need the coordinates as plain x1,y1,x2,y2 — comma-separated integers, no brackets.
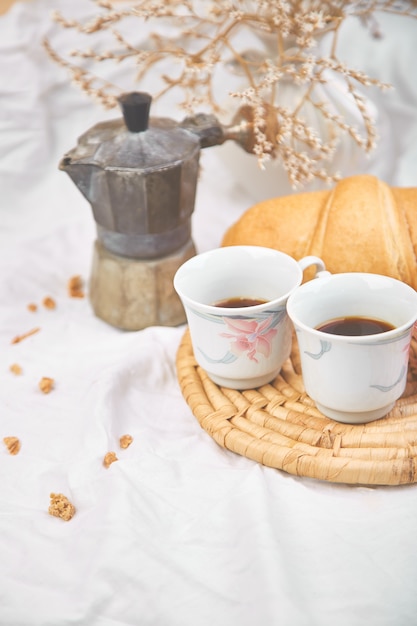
316,315,395,336
214,297,268,308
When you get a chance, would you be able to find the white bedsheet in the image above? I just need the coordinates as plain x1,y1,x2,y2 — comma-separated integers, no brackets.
1,2,417,625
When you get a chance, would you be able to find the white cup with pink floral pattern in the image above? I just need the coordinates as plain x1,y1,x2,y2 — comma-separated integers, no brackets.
174,245,326,389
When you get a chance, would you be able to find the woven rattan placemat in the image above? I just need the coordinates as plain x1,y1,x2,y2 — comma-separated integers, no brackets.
176,329,417,486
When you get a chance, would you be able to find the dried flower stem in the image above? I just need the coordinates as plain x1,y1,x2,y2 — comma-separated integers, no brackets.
44,0,417,187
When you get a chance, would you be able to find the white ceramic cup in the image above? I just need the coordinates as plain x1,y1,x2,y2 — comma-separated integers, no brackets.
286,272,417,424
174,245,326,389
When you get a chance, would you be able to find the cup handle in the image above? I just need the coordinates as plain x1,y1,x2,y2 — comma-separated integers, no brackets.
297,255,330,278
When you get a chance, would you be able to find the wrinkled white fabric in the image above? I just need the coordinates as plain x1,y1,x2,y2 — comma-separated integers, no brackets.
0,2,417,625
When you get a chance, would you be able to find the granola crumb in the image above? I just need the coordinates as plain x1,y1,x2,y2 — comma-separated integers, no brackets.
103,451,118,468
3,436,21,455
48,492,76,521
9,363,22,376
27,303,38,312
119,434,133,449
43,296,56,310
11,327,40,344
68,275,85,298
39,377,54,394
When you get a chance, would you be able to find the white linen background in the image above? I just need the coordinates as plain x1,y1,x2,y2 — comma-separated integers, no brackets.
0,2,417,625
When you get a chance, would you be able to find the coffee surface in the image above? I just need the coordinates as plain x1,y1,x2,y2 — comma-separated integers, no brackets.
214,296,268,308
317,316,395,336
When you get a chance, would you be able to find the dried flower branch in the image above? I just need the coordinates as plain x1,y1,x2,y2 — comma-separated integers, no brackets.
45,0,417,187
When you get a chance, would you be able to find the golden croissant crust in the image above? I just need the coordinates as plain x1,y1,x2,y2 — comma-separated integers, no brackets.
222,175,417,288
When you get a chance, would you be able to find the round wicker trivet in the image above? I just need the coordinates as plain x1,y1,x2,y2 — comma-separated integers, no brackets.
176,329,417,486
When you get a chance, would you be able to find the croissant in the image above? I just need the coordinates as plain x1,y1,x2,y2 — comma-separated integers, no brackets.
222,175,417,289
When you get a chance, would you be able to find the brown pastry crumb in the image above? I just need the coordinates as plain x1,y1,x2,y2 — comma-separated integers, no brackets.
42,296,56,310
103,451,118,468
48,493,76,521
9,363,22,375
39,377,54,394
3,436,21,455
119,434,133,449
27,303,38,312
68,275,85,298
11,327,40,344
